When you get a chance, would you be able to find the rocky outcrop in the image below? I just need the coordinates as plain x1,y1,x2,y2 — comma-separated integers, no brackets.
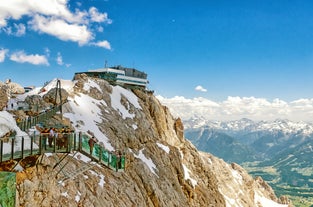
0,85,8,110
4,79,25,96
11,77,291,207
43,88,69,105
24,95,52,113
0,79,24,110
200,153,292,206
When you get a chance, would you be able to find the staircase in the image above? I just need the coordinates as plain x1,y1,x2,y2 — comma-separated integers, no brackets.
52,152,95,183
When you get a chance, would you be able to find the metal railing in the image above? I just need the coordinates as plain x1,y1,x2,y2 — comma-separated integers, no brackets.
79,134,125,172
0,132,126,172
16,105,62,131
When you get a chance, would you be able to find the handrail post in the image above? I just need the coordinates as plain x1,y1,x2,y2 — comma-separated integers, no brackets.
73,133,77,151
67,133,72,152
108,153,111,167
0,139,3,162
39,134,42,154
124,154,126,171
21,136,24,159
79,132,82,152
30,133,34,155
53,136,56,153
65,133,68,152
115,154,118,172
99,147,102,162
11,137,14,160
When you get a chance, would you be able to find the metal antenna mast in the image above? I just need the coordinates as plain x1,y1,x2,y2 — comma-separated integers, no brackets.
55,79,63,118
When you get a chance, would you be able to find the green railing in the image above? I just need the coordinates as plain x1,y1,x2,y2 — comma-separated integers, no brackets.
16,105,62,131
4,101,125,171
0,132,125,172
79,134,125,172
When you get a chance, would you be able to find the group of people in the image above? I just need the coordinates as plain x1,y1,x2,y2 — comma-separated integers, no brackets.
40,126,72,150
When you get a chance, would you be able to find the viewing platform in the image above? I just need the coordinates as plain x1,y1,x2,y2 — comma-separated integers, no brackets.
0,131,126,172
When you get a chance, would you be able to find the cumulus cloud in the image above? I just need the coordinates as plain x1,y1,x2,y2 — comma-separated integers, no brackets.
89,7,112,23
0,0,85,27
4,23,26,36
29,15,92,45
195,85,207,92
97,26,104,32
56,52,71,67
10,51,49,66
56,52,63,65
14,23,26,36
44,48,51,57
157,95,313,122
0,48,8,62
90,40,111,50
0,0,110,46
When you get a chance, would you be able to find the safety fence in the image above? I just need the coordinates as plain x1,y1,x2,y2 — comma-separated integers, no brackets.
16,105,62,131
0,132,125,172
80,134,125,172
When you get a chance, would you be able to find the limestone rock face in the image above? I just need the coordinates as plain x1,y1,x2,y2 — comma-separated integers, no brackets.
43,88,69,105
5,80,25,95
24,95,52,113
0,80,24,109
13,77,292,207
0,85,8,110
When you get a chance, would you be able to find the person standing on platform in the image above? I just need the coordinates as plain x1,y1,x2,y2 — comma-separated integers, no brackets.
88,136,96,155
48,127,55,148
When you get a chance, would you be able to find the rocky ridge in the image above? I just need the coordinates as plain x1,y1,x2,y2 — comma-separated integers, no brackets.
2,75,291,207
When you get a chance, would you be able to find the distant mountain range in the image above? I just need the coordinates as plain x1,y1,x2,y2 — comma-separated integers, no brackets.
185,118,313,162
184,117,313,198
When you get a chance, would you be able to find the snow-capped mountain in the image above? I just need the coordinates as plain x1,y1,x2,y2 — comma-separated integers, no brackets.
184,117,313,162
184,117,313,202
184,117,313,137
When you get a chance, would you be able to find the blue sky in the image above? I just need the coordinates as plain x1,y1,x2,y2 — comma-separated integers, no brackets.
1,0,313,102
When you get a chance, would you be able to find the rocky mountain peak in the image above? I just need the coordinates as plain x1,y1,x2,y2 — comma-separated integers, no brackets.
1,77,291,207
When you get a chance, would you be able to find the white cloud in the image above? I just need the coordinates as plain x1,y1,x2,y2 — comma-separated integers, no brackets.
0,48,8,62
89,7,112,23
10,51,49,66
2,27,12,35
0,0,85,27
157,95,313,122
195,85,207,92
44,48,51,57
97,26,104,32
3,23,26,36
29,15,93,45
14,23,26,36
0,0,111,46
90,40,111,50
56,52,71,67
76,2,82,7
56,52,63,65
